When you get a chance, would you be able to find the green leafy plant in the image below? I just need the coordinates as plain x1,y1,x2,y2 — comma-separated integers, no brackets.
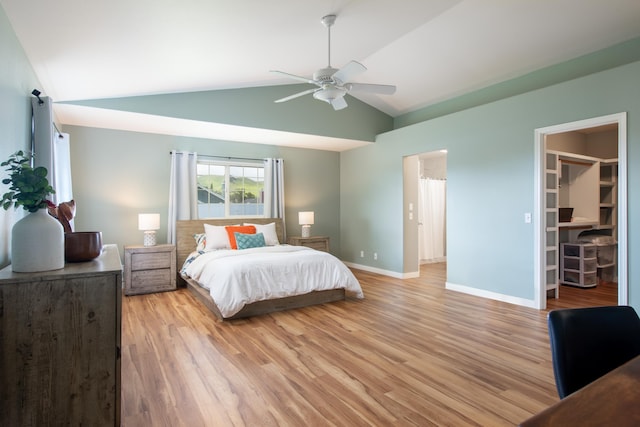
1,151,55,213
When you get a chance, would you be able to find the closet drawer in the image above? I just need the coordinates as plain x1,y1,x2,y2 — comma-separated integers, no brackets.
563,271,597,287
563,243,596,258
564,257,597,273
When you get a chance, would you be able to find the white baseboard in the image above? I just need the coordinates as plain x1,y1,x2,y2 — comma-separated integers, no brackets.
445,281,537,309
343,262,537,308
343,262,419,279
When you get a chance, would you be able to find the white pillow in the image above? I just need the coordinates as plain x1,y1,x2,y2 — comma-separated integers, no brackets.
204,224,231,250
244,222,280,246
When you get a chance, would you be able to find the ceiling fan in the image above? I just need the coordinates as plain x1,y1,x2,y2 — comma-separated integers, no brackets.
271,14,396,111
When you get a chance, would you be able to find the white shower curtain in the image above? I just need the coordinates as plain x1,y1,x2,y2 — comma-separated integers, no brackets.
418,178,446,263
168,150,198,244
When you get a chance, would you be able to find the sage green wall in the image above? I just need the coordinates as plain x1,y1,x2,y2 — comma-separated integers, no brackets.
64,84,393,143
340,60,640,308
0,6,42,268
65,125,341,259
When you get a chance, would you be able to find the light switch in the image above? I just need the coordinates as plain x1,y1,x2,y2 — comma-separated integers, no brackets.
524,212,531,223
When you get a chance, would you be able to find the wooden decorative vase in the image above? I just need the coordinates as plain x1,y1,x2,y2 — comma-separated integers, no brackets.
11,208,65,272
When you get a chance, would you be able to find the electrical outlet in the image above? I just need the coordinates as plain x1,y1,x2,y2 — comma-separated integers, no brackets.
374,252,378,260
360,250,364,258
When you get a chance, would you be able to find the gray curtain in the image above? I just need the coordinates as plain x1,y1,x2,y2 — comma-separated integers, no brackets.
168,150,198,244
263,157,285,227
31,96,73,205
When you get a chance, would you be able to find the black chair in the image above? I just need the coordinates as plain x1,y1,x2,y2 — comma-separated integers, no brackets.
547,305,640,398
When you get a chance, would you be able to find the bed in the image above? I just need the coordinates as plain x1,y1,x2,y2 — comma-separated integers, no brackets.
176,218,363,320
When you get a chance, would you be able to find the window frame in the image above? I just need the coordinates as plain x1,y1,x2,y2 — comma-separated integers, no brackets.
197,159,265,219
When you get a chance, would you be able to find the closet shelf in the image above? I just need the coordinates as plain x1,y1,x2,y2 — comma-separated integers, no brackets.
558,219,598,229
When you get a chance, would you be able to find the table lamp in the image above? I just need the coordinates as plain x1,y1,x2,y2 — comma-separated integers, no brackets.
138,213,160,246
298,211,314,238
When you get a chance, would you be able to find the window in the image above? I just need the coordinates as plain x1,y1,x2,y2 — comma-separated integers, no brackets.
197,160,264,218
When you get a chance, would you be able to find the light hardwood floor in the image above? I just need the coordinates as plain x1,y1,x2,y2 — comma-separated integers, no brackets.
121,263,616,426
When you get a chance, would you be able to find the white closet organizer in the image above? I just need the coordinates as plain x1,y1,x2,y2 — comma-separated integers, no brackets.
599,160,617,237
544,150,618,294
560,243,598,288
544,151,560,298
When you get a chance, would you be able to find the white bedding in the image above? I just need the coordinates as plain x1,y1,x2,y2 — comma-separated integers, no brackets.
182,245,364,318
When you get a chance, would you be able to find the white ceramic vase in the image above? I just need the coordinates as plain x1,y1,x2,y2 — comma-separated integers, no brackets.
11,208,65,272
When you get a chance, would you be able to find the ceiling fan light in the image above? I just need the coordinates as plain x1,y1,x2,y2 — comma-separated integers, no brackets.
313,86,346,103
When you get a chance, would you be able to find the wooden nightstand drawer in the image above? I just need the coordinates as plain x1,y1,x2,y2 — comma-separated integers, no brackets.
124,244,176,295
130,268,174,292
304,240,329,251
131,251,173,270
287,236,330,253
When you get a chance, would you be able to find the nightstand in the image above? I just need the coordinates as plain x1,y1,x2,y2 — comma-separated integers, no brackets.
124,244,176,295
287,236,330,252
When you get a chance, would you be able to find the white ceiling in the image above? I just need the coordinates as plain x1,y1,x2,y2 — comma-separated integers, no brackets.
3,0,640,148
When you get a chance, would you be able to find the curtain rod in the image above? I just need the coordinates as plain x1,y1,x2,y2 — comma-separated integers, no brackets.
169,151,263,162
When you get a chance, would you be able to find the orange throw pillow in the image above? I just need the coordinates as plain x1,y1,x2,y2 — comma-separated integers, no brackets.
225,225,256,249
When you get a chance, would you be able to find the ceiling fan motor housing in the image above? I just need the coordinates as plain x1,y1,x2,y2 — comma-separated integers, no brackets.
313,67,338,83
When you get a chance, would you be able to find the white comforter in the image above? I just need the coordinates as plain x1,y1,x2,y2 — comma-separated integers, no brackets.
183,245,364,318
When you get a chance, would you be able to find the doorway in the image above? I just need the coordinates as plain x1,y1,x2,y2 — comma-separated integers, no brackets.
534,113,628,310
418,151,447,265
403,151,447,277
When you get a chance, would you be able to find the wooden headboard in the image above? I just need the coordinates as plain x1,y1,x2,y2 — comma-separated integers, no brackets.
175,218,285,284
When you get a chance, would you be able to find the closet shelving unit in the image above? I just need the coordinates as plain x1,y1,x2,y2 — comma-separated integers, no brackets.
544,150,619,292
599,160,617,236
544,150,606,296
544,151,560,298
598,159,618,282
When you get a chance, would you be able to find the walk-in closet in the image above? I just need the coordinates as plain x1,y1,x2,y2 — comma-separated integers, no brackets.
544,123,618,301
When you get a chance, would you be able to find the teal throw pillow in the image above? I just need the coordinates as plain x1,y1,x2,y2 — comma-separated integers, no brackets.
235,232,266,250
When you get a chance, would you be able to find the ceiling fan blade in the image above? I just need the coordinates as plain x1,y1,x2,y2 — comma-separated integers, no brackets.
330,96,348,111
346,82,396,95
270,70,316,85
274,88,317,103
332,61,366,84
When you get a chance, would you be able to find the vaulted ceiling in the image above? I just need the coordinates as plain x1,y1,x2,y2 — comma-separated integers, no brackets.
3,0,640,148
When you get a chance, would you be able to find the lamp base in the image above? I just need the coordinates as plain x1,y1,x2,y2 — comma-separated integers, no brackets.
301,225,311,238
143,230,157,246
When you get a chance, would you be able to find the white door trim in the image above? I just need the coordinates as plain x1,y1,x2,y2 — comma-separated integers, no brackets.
534,112,627,309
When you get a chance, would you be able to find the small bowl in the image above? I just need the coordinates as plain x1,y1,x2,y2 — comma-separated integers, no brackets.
65,231,103,262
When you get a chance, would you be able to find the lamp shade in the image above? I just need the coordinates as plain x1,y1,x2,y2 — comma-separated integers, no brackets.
298,211,314,225
138,213,160,231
